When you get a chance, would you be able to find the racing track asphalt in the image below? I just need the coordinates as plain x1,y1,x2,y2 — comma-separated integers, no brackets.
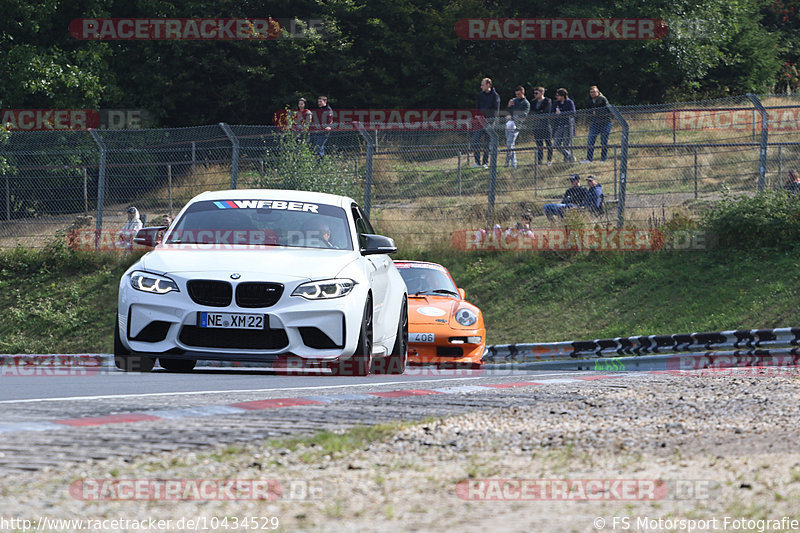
0,365,581,403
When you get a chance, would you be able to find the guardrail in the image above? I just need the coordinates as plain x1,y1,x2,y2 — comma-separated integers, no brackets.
482,327,800,362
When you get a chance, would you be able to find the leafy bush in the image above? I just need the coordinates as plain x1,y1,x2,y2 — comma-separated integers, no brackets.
251,128,362,199
702,191,800,248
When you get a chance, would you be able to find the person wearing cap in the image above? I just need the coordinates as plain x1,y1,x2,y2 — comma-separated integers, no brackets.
543,174,590,221
585,175,604,214
118,206,143,248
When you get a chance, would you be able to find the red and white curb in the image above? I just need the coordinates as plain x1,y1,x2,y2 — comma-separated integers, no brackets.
0,375,625,435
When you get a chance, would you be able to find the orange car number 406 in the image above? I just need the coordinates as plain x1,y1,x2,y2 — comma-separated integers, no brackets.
410,332,435,343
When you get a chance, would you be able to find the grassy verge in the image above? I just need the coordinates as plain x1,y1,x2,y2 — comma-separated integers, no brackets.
406,246,800,344
0,218,798,352
0,242,139,353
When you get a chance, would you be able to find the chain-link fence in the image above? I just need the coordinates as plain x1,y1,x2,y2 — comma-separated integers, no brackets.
1,95,799,250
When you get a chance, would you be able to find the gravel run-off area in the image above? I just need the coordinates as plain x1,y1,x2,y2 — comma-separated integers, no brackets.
1,370,799,532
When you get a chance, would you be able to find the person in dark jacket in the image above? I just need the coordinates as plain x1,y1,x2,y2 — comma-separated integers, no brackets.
472,78,501,168
531,86,553,165
582,85,613,163
311,96,335,156
543,174,590,220
784,170,800,194
552,88,576,163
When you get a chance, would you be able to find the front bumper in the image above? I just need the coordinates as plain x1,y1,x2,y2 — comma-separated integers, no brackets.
407,328,485,365
118,281,366,361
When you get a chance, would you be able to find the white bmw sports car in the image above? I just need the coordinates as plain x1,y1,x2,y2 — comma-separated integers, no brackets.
115,190,408,376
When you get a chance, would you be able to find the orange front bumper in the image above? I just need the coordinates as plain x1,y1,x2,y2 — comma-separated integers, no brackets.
407,329,485,366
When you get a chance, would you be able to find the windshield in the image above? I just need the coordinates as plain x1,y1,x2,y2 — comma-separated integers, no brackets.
165,199,353,250
397,265,459,297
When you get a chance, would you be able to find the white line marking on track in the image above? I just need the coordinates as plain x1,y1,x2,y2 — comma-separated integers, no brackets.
0,372,582,404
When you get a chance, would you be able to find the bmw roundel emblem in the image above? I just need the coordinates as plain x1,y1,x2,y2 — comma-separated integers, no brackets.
230,273,241,279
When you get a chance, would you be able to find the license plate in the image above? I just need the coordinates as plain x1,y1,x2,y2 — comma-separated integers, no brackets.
198,312,267,330
410,332,435,343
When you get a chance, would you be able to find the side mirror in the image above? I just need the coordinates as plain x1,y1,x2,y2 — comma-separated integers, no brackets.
133,226,167,249
360,233,397,255
458,288,466,300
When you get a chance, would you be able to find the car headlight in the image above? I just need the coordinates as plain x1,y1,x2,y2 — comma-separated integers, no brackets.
292,279,356,300
455,308,478,327
130,271,180,294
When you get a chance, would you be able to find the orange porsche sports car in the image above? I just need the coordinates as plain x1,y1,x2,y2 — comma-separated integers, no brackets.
394,260,485,366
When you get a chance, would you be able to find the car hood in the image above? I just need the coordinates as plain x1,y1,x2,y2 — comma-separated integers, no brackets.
140,246,359,281
407,295,463,325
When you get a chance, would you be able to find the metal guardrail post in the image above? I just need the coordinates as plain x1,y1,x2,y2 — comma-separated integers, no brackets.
354,122,374,217
746,94,768,192
487,124,498,227
219,122,239,189
607,104,629,227
89,130,107,249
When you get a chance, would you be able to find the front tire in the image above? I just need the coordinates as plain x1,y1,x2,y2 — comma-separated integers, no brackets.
373,296,407,375
329,296,373,376
113,320,155,372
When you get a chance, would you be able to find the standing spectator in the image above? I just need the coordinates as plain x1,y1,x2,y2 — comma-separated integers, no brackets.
582,85,613,163
585,175,604,214
311,95,334,156
531,87,553,166
552,88,576,163
543,174,590,221
472,78,500,168
292,97,313,131
117,206,143,248
784,170,800,194
505,86,530,169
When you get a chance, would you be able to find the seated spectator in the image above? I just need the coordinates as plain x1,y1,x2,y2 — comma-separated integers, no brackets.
543,174,589,221
513,213,534,238
784,170,800,194
585,175,604,214
117,206,143,248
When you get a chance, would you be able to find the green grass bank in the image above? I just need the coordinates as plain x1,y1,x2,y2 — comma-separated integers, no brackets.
0,242,798,354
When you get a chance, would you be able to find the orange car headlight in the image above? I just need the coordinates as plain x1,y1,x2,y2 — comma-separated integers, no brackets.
455,308,478,327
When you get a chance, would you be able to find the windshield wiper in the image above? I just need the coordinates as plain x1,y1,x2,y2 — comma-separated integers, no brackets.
413,289,458,296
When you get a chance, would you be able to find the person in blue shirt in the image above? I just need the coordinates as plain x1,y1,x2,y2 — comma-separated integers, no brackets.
585,175,604,214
